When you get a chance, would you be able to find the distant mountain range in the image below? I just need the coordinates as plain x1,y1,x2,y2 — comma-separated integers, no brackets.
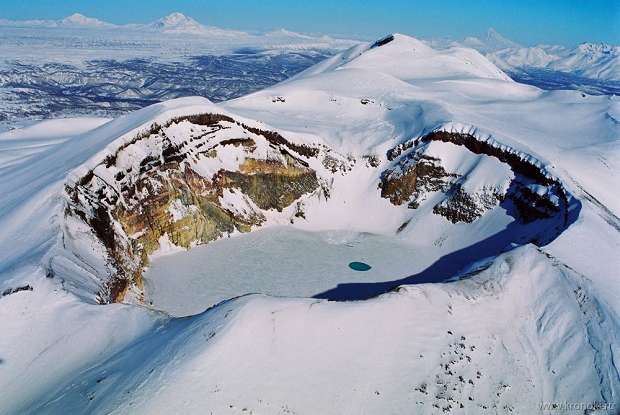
0,12,343,41
0,13,116,29
0,12,205,31
457,28,619,81
0,12,360,59
2,13,616,83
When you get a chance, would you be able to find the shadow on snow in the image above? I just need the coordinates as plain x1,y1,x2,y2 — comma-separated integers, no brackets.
314,187,582,301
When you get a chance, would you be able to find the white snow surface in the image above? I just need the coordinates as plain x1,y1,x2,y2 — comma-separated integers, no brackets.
0,34,618,414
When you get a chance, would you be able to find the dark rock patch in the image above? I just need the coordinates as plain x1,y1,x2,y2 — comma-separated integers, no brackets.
379,154,456,207
2,285,33,297
371,35,395,49
65,113,321,303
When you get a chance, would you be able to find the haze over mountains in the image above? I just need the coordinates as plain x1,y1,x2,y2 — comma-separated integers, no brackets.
0,12,355,44
0,12,221,32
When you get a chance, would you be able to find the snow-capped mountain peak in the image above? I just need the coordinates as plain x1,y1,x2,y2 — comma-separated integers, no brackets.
149,12,206,34
462,27,522,53
486,27,521,49
144,12,250,37
59,13,113,28
294,33,511,82
577,42,618,56
156,12,197,27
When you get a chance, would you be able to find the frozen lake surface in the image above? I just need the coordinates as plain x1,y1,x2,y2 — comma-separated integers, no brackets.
144,226,421,316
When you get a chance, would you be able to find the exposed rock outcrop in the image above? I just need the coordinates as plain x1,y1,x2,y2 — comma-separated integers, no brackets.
380,153,457,208
62,117,575,304
432,184,504,223
381,131,571,225
65,113,321,303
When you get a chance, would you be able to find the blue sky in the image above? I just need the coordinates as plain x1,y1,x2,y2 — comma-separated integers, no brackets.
2,0,618,46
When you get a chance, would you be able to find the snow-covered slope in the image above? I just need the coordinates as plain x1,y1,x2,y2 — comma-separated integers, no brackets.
14,246,618,415
293,34,511,82
0,34,618,414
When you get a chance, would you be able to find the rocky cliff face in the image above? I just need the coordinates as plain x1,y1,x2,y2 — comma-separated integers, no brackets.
380,130,570,226
65,113,323,303
380,153,457,208
63,116,575,304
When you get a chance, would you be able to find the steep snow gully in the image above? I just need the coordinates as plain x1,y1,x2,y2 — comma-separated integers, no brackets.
0,34,617,414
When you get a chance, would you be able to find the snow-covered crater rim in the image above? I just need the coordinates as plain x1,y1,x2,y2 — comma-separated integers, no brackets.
54,108,581,307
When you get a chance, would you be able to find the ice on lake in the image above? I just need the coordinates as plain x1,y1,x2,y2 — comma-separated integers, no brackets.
144,226,422,316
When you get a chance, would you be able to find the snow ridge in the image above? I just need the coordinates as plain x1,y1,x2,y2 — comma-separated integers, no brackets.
434,122,557,183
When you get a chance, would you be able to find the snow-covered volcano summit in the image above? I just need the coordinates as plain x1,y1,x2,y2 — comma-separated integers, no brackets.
462,28,523,53
293,33,511,82
59,13,114,28
0,12,116,29
146,12,245,36
149,12,202,31
0,34,618,414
